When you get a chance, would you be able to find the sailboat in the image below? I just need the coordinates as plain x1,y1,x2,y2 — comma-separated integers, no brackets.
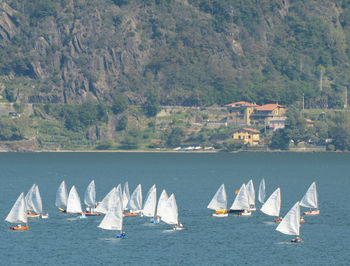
258,178,265,204
154,189,168,222
125,184,142,216
66,186,85,218
260,187,281,222
230,184,251,216
161,193,183,230
5,192,29,230
26,184,41,218
142,184,157,222
83,180,100,216
300,182,319,215
95,187,118,214
246,180,256,211
276,201,302,243
122,181,130,211
207,184,228,217
26,184,48,219
98,198,125,238
56,181,68,213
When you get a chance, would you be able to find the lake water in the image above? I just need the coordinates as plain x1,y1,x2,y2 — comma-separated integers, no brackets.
1,152,349,265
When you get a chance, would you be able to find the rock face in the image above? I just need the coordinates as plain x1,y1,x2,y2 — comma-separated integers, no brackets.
0,1,349,106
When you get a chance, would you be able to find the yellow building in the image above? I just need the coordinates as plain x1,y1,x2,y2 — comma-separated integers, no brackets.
225,101,258,125
233,128,260,145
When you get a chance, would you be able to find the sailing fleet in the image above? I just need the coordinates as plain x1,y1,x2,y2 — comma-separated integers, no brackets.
4,178,319,242
207,179,320,243
5,180,183,238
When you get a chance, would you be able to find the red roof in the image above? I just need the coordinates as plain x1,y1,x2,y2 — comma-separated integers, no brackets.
255,104,284,111
242,128,260,134
225,101,258,107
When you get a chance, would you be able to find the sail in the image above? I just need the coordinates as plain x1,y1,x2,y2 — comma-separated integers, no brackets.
246,180,255,206
98,199,123,231
276,201,300,236
258,178,266,204
230,184,250,210
300,182,318,209
127,184,142,211
260,187,281,217
116,184,123,205
25,184,36,212
5,192,27,223
84,180,96,207
32,185,43,214
95,187,118,214
142,184,157,217
207,184,227,211
161,194,178,225
56,181,68,210
122,182,130,210
66,186,83,213
156,189,169,217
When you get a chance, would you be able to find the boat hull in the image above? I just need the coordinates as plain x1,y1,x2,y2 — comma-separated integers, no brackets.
304,210,319,216
11,226,29,231
27,213,40,218
238,211,252,216
291,237,302,243
124,213,137,217
83,212,101,216
212,213,228,217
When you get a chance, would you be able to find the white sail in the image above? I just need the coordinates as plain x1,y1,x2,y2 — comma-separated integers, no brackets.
31,185,43,214
258,178,266,204
95,187,118,214
300,182,318,209
98,199,123,231
25,184,36,211
127,184,142,211
246,180,255,207
260,187,281,217
56,181,68,210
122,182,130,210
207,184,227,211
66,186,83,213
26,184,43,214
161,194,178,225
116,184,123,205
5,192,27,223
156,189,169,217
276,201,300,236
230,184,250,210
84,180,96,207
142,184,157,217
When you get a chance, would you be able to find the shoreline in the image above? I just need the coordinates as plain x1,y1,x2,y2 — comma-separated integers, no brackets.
0,148,341,153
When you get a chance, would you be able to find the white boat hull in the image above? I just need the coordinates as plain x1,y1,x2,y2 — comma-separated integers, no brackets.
212,213,228,217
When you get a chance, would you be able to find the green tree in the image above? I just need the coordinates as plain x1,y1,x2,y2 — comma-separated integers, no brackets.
112,95,128,115
0,118,23,141
269,129,290,150
166,127,185,147
116,116,128,131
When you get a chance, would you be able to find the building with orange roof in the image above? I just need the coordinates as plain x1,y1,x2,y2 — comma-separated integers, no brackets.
225,101,259,125
232,127,260,145
251,103,286,120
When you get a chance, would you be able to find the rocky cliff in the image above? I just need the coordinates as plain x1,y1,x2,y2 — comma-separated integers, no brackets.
0,0,349,107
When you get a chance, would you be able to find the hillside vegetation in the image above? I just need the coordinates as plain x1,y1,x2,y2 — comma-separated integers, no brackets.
1,0,350,151
1,0,350,107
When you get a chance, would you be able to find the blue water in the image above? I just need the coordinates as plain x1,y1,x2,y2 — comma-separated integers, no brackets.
1,152,349,265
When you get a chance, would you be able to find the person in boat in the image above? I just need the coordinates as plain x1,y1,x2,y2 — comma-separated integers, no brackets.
291,236,302,243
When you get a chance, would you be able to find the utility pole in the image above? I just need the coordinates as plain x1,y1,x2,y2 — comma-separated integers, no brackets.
345,86,348,109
